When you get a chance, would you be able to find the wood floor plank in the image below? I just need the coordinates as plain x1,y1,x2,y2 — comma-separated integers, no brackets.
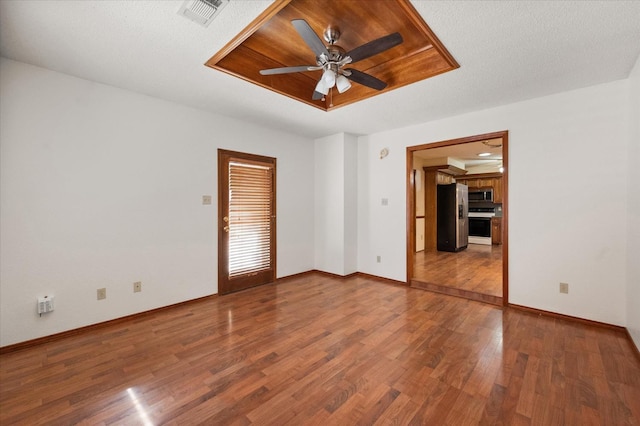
1,273,639,425
413,244,502,297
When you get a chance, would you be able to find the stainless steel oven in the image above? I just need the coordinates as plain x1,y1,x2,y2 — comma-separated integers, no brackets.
468,207,495,245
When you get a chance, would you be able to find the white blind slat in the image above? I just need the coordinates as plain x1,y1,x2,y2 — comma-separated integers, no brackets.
228,162,272,279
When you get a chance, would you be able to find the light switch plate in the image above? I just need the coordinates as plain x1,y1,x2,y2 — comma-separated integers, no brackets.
202,195,212,205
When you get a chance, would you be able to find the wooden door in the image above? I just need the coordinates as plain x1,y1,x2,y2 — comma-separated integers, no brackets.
218,149,276,295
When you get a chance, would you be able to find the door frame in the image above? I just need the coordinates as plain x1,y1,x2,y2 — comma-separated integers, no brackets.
405,130,509,306
217,149,277,295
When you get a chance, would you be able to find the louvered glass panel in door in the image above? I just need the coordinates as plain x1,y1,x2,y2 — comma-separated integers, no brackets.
218,150,276,294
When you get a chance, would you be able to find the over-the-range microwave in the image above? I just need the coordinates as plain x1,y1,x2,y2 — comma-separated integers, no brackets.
469,189,493,202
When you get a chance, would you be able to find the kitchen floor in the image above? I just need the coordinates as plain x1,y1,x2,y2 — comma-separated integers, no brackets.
412,244,502,298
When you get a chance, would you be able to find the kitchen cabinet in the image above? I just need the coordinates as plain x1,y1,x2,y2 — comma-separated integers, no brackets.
457,177,479,188
491,217,502,245
436,172,454,185
479,178,494,188
493,177,503,203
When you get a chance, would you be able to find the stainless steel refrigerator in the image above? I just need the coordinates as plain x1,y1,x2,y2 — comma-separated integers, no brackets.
437,183,468,252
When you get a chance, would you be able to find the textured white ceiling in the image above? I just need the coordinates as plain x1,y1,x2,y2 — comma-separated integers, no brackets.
1,1,639,139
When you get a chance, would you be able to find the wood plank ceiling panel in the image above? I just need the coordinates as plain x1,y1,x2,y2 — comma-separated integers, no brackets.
206,0,459,111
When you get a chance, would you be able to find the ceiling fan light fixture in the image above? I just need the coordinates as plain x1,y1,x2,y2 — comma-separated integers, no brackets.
336,75,351,93
322,69,336,87
315,79,329,95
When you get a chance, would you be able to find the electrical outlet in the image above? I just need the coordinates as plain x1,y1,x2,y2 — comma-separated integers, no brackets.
376,255,381,263
133,281,142,293
97,288,106,300
202,195,212,205
559,282,569,294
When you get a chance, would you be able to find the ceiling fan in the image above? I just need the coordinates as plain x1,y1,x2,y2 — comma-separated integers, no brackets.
259,19,403,101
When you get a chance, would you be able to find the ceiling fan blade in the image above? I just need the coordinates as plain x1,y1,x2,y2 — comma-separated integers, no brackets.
345,32,403,63
312,91,324,100
344,68,387,90
291,19,329,58
260,65,321,75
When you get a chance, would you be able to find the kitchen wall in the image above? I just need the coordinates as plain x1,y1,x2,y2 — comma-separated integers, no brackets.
0,59,315,347
357,78,630,326
627,54,640,349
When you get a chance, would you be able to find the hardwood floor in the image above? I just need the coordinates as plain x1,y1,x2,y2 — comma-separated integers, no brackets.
1,273,639,425
413,244,502,298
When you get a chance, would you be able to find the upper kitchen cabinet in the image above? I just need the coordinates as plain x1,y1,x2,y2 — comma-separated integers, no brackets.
459,177,479,188
437,172,455,185
493,177,503,203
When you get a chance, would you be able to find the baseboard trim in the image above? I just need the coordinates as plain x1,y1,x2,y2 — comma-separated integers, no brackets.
310,269,358,279
508,303,625,331
309,270,406,287
0,294,217,355
355,272,407,287
279,270,406,287
624,328,640,364
275,270,318,282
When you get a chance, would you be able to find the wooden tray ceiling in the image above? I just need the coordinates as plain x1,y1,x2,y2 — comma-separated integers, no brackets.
206,0,459,112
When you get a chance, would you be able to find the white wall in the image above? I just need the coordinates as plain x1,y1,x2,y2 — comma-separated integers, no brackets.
627,54,640,348
357,79,630,326
357,142,408,278
314,134,345,274
0,59,315,347
343,133,358,274
314,133,358,275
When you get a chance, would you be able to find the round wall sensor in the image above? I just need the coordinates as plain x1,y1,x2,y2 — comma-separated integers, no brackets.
379,148,389,159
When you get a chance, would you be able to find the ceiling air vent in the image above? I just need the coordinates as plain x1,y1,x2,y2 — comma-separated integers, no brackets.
178,0,229,27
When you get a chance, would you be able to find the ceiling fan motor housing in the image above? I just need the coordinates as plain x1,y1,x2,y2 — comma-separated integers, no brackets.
328,45,345,61
323,26,340,44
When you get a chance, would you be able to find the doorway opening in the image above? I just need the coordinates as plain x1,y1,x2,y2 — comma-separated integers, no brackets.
218,149,276,295
406,131,509,306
